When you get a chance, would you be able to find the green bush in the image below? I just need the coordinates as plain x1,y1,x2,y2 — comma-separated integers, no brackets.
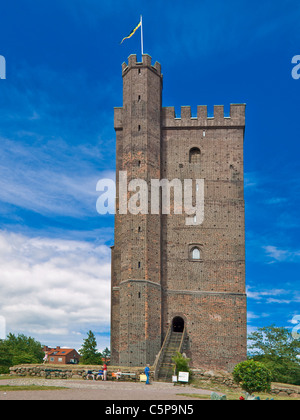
233,360,272,394
172,352,190,375
12,353,40,365
0,366,10,374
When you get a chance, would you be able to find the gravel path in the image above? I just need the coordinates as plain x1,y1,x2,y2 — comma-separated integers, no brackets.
0,378,210,400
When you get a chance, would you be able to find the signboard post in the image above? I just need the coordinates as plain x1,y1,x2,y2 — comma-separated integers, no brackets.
178,371,189,383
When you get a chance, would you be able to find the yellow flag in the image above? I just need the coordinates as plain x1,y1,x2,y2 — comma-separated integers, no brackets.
120,21,142,44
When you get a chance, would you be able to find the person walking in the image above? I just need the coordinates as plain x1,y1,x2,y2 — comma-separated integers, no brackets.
144,364,150,385
43,352,48,364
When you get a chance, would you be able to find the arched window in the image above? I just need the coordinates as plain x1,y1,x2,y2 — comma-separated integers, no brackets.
189,147,201,163
191,247,201,260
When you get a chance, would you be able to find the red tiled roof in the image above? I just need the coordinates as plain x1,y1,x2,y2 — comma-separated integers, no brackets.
47,348,79,357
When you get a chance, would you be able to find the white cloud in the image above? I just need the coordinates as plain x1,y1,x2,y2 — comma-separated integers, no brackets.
247,312,261,320
263,245,288,262
0,135,116,219
266,298,292,304
246,286,292,302
247,312,271,324
244,172,258,189
0,230,111,351
263,245,300,263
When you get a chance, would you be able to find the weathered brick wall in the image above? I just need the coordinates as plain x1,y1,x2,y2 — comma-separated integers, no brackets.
160,106,246,371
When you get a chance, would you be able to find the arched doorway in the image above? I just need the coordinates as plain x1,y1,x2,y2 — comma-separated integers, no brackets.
172,316,184,333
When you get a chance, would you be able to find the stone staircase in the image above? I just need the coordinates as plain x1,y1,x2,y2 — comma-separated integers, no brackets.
157,331,183,381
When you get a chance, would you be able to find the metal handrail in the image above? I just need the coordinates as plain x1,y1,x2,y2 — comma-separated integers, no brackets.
178,325,187,354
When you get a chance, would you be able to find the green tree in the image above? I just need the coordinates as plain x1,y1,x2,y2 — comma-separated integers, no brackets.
102,347,110,363
0,333,44,373
248,325,300,360
0,340,13,373
248,325,300,385
233,360,272,394
79,330,102,365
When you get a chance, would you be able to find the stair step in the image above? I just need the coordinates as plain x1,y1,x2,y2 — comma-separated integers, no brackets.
156,331,184,382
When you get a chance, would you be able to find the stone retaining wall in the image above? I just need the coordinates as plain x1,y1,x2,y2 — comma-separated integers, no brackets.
191,368,237,387
9,364,150,381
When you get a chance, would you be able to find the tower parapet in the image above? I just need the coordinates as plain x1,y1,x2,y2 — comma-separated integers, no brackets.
122,54,162,76
162,104,245,128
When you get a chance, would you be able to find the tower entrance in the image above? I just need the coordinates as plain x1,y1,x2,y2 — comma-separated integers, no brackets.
172,316,184,333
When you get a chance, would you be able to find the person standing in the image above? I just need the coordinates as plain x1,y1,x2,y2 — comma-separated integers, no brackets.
103,363,107,381
144,364,150,385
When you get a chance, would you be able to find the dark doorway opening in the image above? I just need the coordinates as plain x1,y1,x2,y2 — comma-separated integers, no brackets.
172,316,184,333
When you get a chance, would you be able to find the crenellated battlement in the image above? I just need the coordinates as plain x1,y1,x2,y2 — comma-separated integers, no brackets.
122,54,162,76
115,55,245,130
114,103,246,130
162,104,245,128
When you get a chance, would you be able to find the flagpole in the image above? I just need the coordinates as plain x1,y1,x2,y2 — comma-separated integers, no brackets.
140,15,144,58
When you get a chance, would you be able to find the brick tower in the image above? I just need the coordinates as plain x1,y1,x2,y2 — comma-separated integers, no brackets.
111,54,247,371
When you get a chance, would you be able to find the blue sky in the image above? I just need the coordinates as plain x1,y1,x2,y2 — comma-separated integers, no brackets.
0,0,299,352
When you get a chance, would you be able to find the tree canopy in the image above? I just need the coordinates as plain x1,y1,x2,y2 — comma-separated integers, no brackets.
79,330,103,365
248,325,300,385
0,333,44,373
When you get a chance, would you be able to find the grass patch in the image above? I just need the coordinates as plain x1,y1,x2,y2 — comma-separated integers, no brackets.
177,393,211,400
188,378,300,401
0,384,67,392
